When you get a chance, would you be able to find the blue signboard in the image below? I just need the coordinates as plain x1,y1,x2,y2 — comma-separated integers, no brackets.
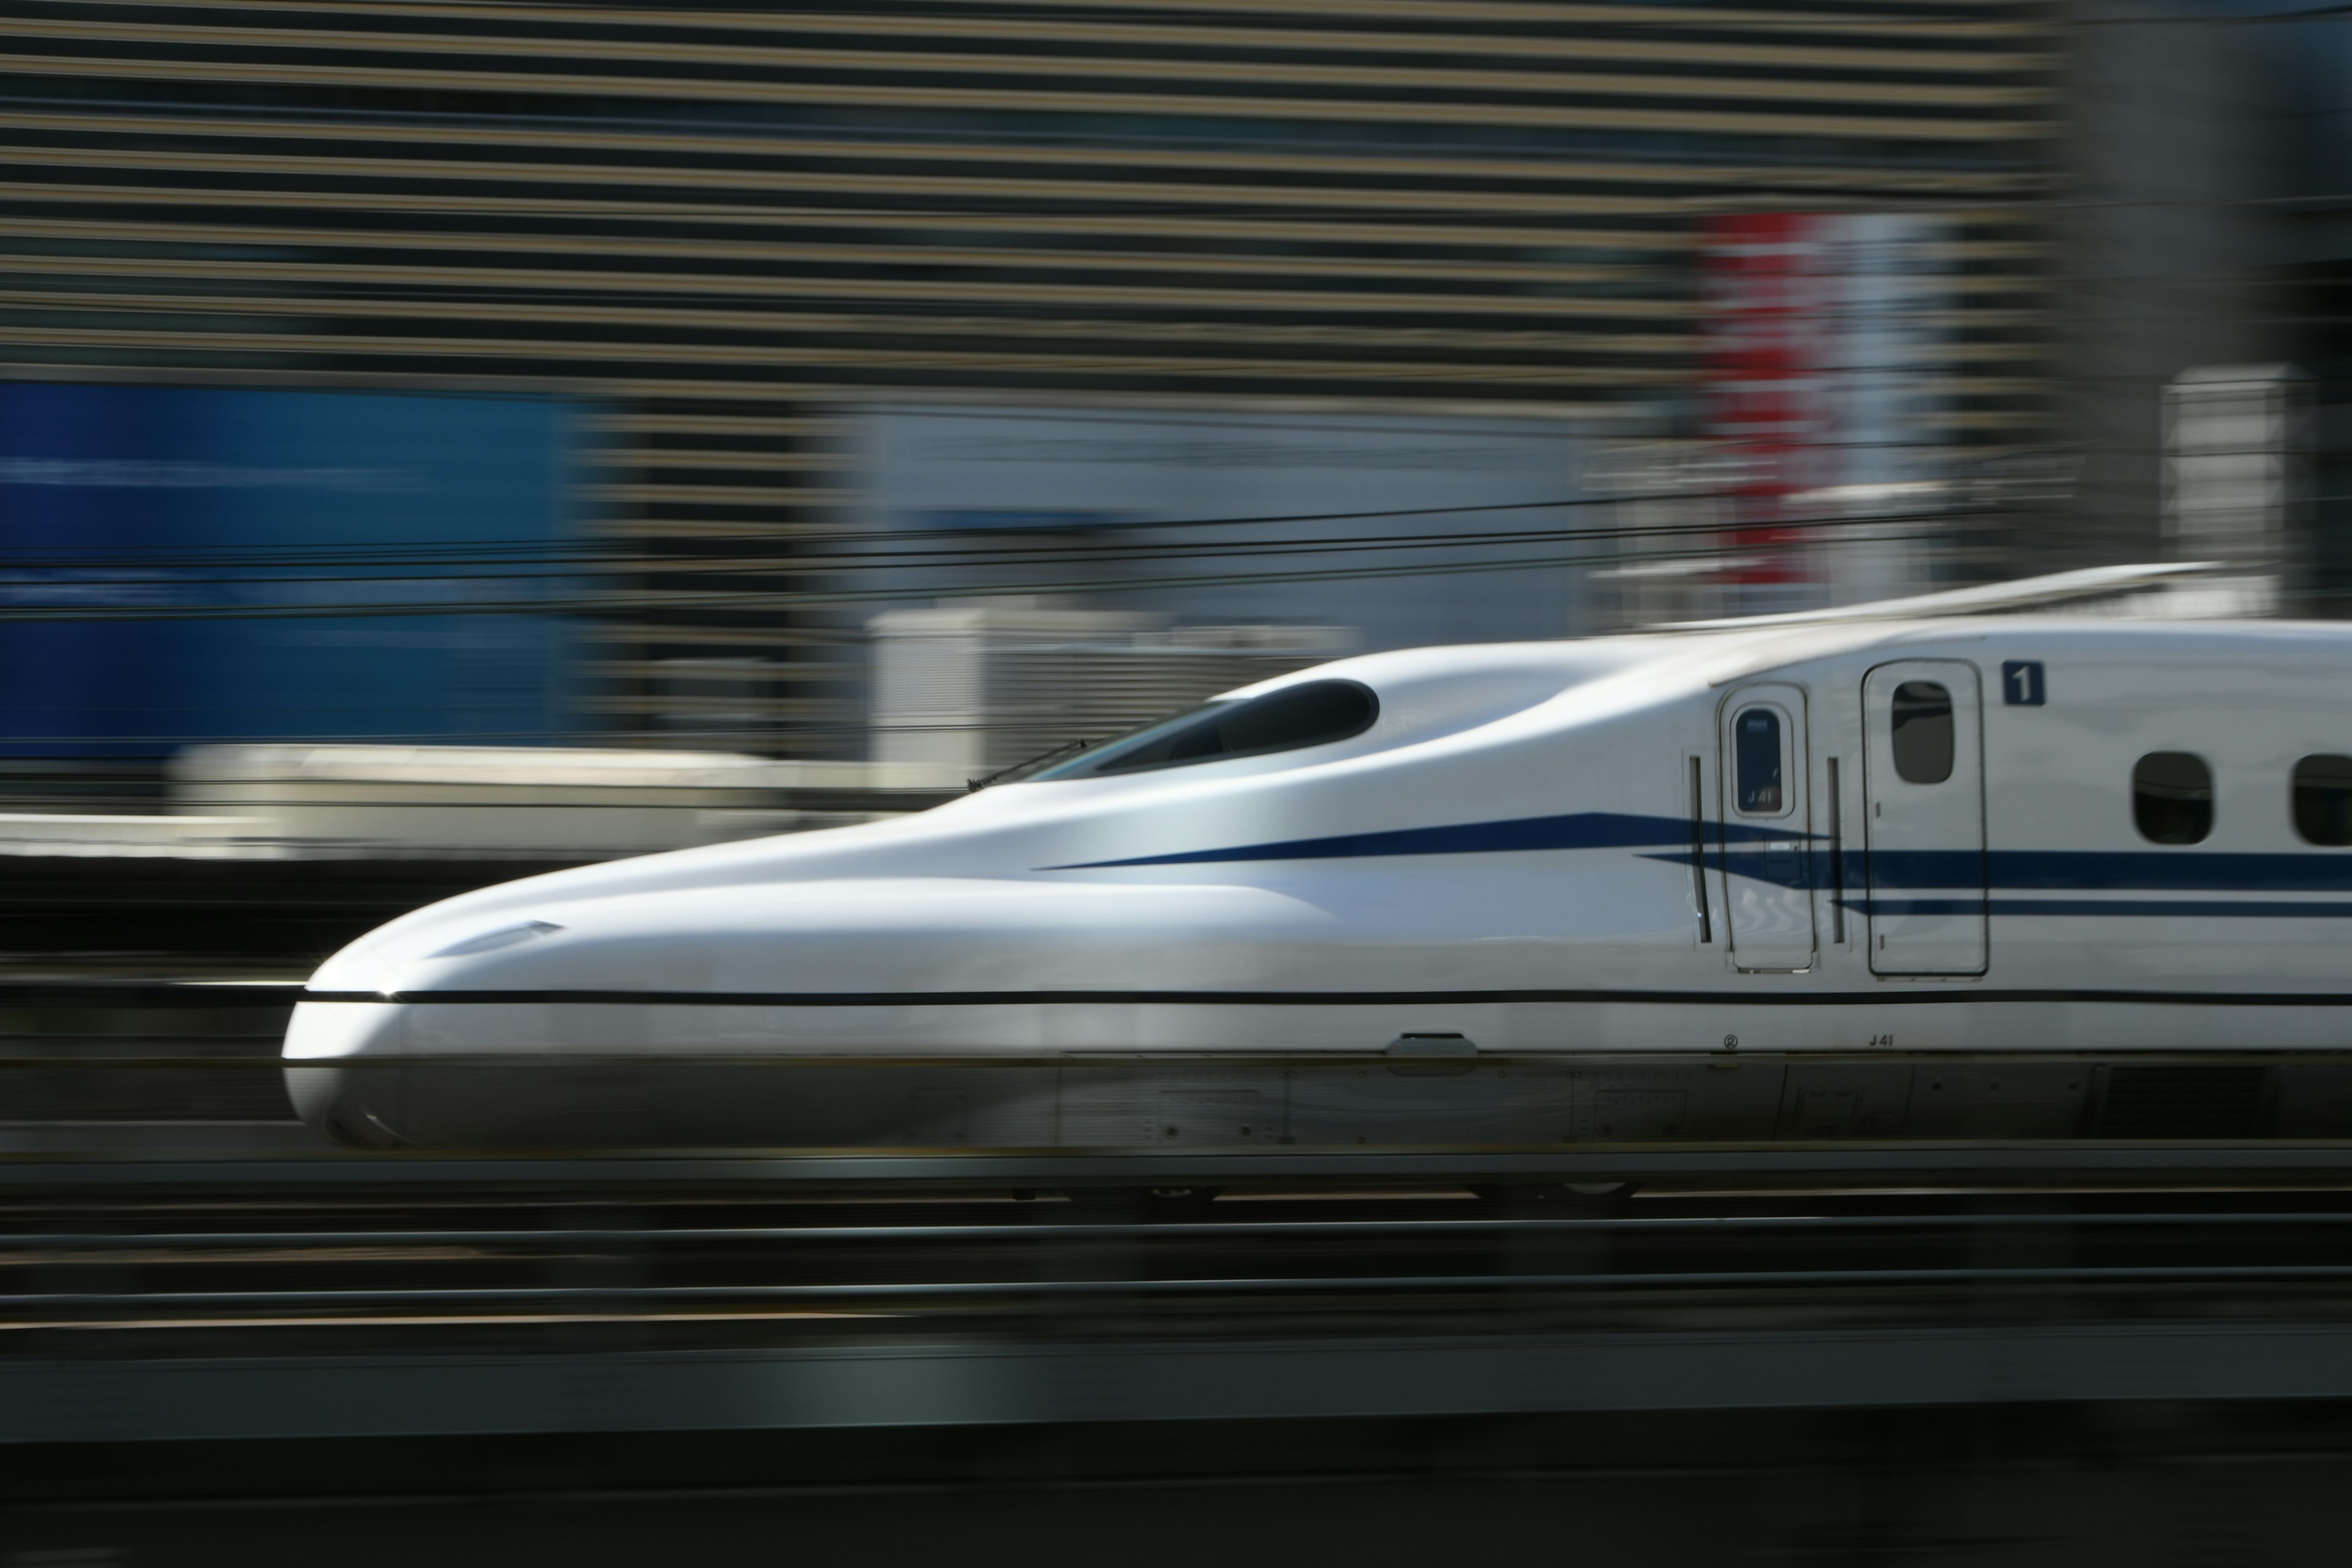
0,384,582,755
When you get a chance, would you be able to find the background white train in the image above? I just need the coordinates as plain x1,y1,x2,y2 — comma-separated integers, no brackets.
285,603,2352,1151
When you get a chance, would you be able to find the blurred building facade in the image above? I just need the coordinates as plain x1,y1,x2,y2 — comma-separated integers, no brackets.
2247,0,2352,611
1,0,2058,755
2054,0,2352,611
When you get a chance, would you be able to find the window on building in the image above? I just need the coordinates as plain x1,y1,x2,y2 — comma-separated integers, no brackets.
1733,706,1784,813
2135,752,2213,845
1890,682,1954,785
2294,754,2352,846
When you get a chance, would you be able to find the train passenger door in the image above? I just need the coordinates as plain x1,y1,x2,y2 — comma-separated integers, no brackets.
1718,684,1815,971
1861,661,1988,976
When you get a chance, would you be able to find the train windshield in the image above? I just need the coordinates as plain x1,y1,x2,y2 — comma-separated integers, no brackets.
1002,679,1379,783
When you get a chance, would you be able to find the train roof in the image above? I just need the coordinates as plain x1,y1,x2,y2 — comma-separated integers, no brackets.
1637,612,2352,687
1236,594,2352,716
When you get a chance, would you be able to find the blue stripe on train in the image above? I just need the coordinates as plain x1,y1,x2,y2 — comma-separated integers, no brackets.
1857,899,2352,918
1046,811,1785,869
1050,809,2352,895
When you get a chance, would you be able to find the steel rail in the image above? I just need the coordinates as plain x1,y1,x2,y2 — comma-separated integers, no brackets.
14,1262,2352,1315
19,1146,2352,1191
13,1208,2352,1251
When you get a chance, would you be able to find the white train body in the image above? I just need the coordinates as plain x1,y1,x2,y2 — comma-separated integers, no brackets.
285,616,2352,1150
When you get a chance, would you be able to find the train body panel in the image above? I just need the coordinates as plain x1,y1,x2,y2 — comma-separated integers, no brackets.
285,616,2352,1148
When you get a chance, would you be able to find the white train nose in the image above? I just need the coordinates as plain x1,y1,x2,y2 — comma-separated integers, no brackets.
284,999,415,1148
285,896,696,1147
284,913,575,1147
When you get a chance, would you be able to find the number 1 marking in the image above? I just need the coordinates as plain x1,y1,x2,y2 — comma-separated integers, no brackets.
2001,660,2045,707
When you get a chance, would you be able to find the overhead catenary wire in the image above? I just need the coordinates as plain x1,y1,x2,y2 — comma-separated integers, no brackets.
0,501,1953,583
0,465,2019,575
0,490,1643,570
0,488,1991,587
0,511,1997,622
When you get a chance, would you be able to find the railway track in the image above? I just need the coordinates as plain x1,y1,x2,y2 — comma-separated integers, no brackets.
13,1157,2352,1453
12,1177,2352,1343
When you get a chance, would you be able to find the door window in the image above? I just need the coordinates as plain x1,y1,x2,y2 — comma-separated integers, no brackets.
1889,682,1954,784
1733,707,1785,814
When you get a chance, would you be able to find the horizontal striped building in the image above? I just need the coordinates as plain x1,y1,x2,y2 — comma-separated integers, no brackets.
0,0,2055,749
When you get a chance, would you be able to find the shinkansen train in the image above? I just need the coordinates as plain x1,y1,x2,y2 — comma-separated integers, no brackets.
286,597,2352,1152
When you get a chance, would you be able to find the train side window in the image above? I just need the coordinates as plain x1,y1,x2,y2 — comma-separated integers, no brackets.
1889,682,1954,785
2134,752,2213,845
2293,754,2352,846
1733,706,1784,814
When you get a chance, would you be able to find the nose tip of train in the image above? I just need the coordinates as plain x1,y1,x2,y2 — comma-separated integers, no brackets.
283,991,417,1148
282,854,772,1143
284,901,691,1149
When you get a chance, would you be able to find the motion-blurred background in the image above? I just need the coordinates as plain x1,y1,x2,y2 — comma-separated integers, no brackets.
0,0,2341,943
